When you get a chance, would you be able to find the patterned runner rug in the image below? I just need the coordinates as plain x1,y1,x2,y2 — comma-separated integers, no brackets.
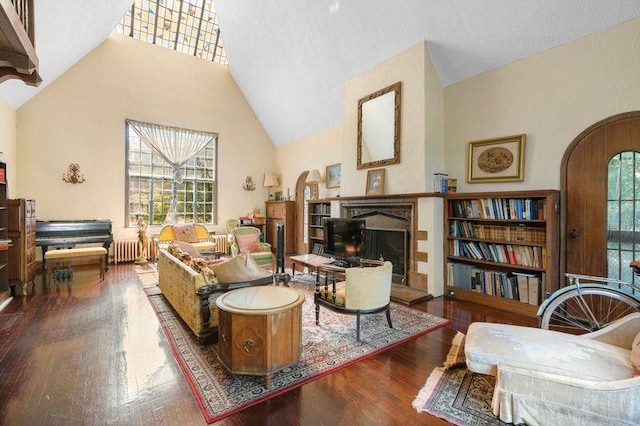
144,273,449,423
413,332,509,425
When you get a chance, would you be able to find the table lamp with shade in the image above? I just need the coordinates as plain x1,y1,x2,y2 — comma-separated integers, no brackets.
263,173,279,200
305,169,323,200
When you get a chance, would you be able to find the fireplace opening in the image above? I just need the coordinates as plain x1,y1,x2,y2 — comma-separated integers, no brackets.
364,227,408,284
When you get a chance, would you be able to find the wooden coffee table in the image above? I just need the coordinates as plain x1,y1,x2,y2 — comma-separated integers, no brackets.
290,254,337,276
216,286,305,387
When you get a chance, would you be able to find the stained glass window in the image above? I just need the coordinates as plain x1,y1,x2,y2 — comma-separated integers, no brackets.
115,0,228,65
126,122,217,226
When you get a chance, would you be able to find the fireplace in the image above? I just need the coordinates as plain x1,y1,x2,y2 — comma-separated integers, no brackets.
364,227,408,282
342,202,413,284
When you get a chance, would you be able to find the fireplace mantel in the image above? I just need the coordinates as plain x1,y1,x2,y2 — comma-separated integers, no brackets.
327,193,444,297
324,192,443,202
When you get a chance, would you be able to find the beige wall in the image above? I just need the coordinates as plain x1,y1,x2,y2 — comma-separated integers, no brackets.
444,17,640,193
275,41,439,199
342,41,431,196
16,34,274,240
275,124,342,200
0,96,17,195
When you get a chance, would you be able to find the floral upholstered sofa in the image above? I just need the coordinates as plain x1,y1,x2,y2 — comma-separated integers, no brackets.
156,223,217,252
157,244,272,341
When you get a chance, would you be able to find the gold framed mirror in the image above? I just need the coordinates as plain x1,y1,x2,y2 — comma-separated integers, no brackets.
357,81,401,169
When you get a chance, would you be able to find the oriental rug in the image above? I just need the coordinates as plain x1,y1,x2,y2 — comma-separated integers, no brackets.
413,332,509,425
143,274,449,423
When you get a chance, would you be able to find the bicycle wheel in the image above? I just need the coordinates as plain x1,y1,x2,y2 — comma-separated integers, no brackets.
539,285,640,333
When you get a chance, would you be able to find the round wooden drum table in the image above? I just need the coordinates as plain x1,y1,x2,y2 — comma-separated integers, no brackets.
215,286,305,387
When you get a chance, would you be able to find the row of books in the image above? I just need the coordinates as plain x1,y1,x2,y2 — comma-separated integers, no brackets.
450,240,546,268
434,173,457,194
449,198,546,221
449,220,546,244
446,262,543,305
311,204,331,215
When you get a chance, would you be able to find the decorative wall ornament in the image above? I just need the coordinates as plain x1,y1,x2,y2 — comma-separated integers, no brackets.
243,176,256,191
468,134,526,183
62,163,86,184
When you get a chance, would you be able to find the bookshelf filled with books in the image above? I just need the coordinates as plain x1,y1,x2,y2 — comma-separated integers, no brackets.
0,162,9,299
444,190,560,316
307,200,331,253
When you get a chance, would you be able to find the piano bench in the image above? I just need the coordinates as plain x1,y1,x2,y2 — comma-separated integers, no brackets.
44,247,108,283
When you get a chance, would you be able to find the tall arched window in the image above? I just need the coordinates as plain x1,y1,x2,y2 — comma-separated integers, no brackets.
607,151,640,286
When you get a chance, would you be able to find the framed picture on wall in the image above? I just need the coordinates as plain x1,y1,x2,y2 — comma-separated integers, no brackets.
326,163,341,188
468,134,526,183
365,168,385,195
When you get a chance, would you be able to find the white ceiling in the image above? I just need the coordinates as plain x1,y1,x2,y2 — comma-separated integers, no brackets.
2,1,640,147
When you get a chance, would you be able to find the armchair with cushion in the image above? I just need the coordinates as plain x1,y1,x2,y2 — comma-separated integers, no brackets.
465,313,640,425
229,226,274,267
315,260,393,341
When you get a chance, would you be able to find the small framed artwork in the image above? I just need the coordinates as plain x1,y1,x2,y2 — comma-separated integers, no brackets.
468,134,526,183
365,168,385,195
274,191,283,201
326,163,341,188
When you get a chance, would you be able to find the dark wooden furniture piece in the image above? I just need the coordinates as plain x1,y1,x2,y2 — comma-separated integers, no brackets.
0,0,41,86
0,162,8,299
216,286,304,387
444,190,560,317
265,200,295,254
307,199,331,253
8,198,35,295
36,219,113,273
290,253,336,276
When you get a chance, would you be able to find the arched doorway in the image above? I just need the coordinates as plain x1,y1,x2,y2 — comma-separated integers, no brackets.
561,111,640,284
295,172,318,254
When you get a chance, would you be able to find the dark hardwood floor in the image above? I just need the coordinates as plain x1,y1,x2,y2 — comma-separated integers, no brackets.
0,262,537,425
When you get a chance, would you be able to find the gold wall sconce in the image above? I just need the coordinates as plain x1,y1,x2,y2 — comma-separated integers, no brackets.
62,163,86,184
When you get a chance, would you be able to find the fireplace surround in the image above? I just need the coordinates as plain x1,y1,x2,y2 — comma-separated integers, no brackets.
315,193,444,296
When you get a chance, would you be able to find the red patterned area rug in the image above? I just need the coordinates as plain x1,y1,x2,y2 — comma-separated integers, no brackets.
144,274,450,423
412,332,509,425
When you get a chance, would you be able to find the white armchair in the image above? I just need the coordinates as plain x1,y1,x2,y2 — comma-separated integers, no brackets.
314,260,393,341
465,313,640,425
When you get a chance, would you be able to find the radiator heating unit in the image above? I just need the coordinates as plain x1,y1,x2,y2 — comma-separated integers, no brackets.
113,239,157,264
113,235,229,264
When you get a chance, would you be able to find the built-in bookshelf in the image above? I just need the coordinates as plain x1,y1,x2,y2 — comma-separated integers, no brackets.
444,190,560,317
0,162,9,298
307,199,331,253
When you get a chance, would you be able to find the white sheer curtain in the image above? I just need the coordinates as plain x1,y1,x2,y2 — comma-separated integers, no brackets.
128,120,218,223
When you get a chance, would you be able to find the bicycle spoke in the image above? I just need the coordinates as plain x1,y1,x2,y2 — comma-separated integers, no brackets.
540,286,640,333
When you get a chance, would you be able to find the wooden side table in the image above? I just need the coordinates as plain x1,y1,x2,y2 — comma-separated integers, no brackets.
216,286,304,387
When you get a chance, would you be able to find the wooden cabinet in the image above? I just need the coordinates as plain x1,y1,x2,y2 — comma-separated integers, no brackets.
8,199,36,295
216,287,304,387
444,190,560,317
307,200,331,253
0,163,8,300
265,201,295,254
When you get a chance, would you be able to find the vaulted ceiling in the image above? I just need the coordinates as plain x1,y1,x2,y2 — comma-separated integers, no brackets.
1,1,639,147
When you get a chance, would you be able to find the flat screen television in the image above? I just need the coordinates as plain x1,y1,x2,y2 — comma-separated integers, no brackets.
322,218,366,259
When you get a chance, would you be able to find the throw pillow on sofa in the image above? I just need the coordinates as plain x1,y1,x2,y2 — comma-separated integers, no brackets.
235,233,262,253
170,241,204,259
210,253,271,284
174,224,199,243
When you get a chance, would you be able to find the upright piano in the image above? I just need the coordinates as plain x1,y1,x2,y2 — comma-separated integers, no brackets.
36,219,113,273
